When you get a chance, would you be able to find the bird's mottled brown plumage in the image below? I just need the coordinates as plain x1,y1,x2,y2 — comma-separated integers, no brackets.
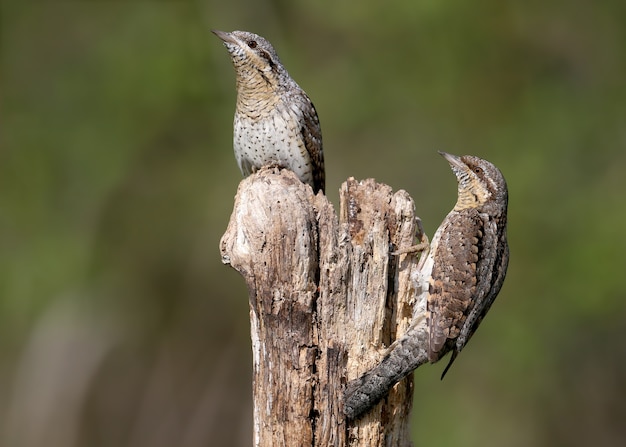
343,152,509,419
428,152,509,378
212,30,325,193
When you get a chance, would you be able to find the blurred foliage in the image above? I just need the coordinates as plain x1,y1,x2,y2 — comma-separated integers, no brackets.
1,0,625,446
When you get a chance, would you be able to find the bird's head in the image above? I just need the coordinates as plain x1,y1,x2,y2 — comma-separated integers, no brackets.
439,151,508,214
212,30,284,90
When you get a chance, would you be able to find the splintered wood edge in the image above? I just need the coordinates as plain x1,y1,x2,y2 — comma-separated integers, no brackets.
220,169,421,447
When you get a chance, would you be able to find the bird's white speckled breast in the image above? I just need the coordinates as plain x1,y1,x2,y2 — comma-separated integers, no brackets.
233,106,313,186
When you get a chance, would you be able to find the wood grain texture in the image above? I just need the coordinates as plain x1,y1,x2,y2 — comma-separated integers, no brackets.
220,168,421,446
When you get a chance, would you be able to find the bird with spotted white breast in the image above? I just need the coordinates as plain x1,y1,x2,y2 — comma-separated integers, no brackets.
343,152,509,419
212,30,325,193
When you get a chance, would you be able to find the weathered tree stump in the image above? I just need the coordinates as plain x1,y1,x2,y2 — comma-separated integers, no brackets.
220,167,424,446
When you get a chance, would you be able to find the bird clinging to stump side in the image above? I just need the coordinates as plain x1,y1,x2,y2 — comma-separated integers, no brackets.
212,30,325,194
427,151,509,378
343,152,509,419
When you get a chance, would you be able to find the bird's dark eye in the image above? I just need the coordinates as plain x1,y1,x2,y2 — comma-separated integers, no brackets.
474,167,483,175
247,40,257,49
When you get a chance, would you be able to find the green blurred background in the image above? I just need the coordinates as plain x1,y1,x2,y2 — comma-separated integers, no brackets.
2,0,625,446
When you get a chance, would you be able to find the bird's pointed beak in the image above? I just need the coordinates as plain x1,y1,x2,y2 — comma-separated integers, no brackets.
438,151,466,172
439,151,472,188
211,29,237,44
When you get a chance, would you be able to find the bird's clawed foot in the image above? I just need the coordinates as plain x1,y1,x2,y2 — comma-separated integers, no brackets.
392,217,429,256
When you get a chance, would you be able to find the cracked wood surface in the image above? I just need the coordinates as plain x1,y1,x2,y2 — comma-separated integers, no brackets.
220,167,424,446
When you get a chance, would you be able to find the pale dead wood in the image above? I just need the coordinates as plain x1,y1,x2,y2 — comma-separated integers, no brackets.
220,167,424,447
